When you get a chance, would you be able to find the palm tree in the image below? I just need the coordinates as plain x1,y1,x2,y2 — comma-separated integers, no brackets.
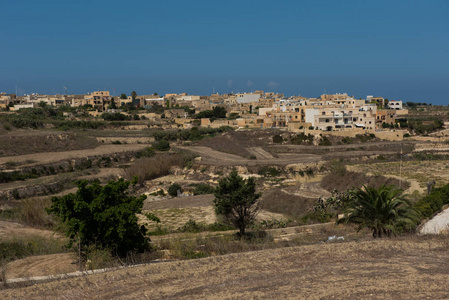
337,185,419,238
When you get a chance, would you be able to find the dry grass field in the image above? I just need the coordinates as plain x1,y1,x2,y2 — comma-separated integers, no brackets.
2,236,449,299
142,194,287,232
0,143,151,166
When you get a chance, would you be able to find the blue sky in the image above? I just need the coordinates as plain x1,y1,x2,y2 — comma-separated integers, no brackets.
1,0,448,103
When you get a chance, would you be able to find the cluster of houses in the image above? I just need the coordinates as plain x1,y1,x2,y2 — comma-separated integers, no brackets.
0,90,408,133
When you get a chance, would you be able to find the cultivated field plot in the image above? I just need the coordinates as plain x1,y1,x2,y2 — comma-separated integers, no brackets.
350,160,449,191
3,237,449,299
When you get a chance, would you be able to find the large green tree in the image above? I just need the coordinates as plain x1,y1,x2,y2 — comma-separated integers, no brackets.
337,185,419,238
47,179,150,256
213,169,261,235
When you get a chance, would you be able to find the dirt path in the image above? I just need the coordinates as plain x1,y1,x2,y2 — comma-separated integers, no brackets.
0,144,151,167
143,194,214,210
247,147,274,159
179,146,322,166
282,181,331,199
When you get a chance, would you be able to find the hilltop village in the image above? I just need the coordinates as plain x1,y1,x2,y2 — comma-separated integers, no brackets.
1,90,412,140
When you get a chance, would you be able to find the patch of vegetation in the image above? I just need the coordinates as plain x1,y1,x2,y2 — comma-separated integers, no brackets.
191,183,215,195
137,147,155,158
102,112,132,121
124,152,195,185
0,236,67,262
177,219,235,233
414,183,449,219
321,163,406,193
258,166,282,177
152,126,233,142
153,139,170,151
290,132,314,145
194,106,227,120
318,136,332,146
413,153,449,161
0,171,38,183
406,118,444,135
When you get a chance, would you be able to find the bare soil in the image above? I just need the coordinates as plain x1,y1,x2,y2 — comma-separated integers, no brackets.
3,236,449,299
194,129,279,158
0,221,58,240
0,130,100,157
5,253,77,280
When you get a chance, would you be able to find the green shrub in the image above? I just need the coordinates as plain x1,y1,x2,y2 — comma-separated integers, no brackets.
258,166,282,177
415,184,449,219
318,136,332,146
153,139,170,151
178,219,205,233
272,135,283,144
138,147,155,158
168,183,182,197
102,112,131,121
342,137,352,144
192,183,215,195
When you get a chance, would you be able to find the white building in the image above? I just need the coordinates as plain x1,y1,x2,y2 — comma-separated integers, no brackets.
235,93,261,104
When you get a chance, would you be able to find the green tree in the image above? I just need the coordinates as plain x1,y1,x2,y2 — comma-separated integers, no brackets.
131,91,137,100
47,179,150,257
120,93,127,99
212,106,227,118
337,185,419,238
213,169,261,235
108,97,117,109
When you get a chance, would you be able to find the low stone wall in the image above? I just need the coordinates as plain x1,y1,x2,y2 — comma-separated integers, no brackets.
96,137,155,144
0,181,65,201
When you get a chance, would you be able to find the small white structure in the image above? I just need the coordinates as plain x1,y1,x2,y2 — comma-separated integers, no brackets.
388,100,403,110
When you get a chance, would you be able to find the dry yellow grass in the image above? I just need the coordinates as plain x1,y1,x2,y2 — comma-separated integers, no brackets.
2,236,449,299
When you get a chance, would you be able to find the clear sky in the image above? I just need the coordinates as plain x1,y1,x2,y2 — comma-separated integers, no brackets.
1,0,448,103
